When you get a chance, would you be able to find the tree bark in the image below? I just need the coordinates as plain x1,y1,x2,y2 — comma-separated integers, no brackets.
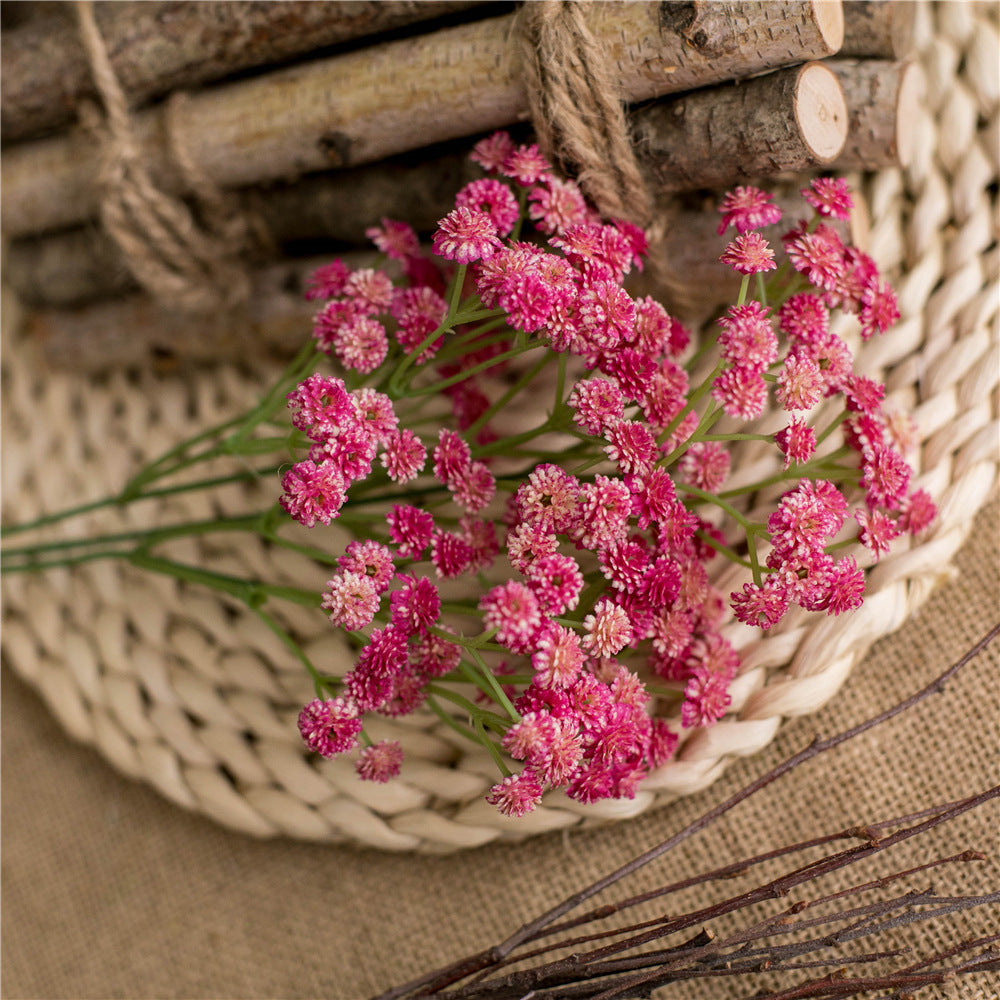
1,1,845,239
828,59,923,171
1,1,490,142
634,62,848,195
841,1,916,60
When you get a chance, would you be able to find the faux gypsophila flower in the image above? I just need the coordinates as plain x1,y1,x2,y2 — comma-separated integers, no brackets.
269,162,933,817
6,148,929,823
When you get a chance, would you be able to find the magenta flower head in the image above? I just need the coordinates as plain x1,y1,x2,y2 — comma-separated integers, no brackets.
432,206,503,263
298,698,362,758
717,185,783,234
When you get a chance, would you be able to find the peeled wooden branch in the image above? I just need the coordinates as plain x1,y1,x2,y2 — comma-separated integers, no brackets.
0,0,489,143
841,1,917,60
635,62,848,195
26,257,356,372
1,1,845,239
828,59,923,171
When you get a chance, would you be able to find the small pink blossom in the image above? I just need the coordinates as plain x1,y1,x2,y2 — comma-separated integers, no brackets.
280,460,347,527
531,625,585,688
679,441,731,492
331,314,389,374
784,223,846,290
355,740,404,782
861,444,911,510
577,475,632,551
480,581,543,654
855,508,901,561
526,553,584,615
712,366,768,420
321,571,380,631
304,259,351,301
776,354,825,411
681,667,732,728
389,575,441,634
381,428,427,483
502,143,550,186
826,556,866,615
430,530,474,579
778,293,830,344
720,232,777,274
502,712,561,765
386,504,435,560
298,698,361,758
802,177,854,220
604,419,658,476
569,379,626,437
717,185,783,234
286,373,355,440
860,279,900,339
432,206,502,263
455,178,520,236
717,302,778,370
343,268,394,313
451,461,496,514
471,131,515,173
731,576,790,630
515,463,581,535
433,429,472,484
338,540,396,593
365,218,420,261
900,488,937,536
486,771,544,817
582,598,633,657
775,418,817,469
528,176,591,234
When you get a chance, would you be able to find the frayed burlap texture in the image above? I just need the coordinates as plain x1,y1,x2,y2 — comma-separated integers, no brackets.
1,1,997,854
3,494,996,999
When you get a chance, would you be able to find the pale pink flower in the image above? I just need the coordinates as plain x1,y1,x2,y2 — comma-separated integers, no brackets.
651,607,693,660
717,302,778,370
304,259,351,300
502,143,550,186
471,131,515,173
855,508,901,561
784,223,846,290
731,577,790,630
678,441,731,492
311,422,377,482
338,540,396,593
526,553,584,615
582,598,633,657
433,429,472,484
432,206,502,263
681,667,731,728
480,581,543,654
528,177,591,234
719,231,777,274
461,516,499,572
380,428,427,483
286,373,355,440
321,571,381,631
355,740,404,782
860,279,900,339
531,625,585,689
577,475,632,550
826,556,866,615
502,712,561,765
392,285,447,361
451,461,496,514
515,463,581,535
778,293,830,344
599,538,650,594
331,314,389,374
776,354,824,411
861,444,911,510
717,185,783,234
343,268,394,313
900,488,937,536
486,771,544,817
712,366,768,420
365,218,420,261
604,419,658,476
351,388,398,444
569,379,626,437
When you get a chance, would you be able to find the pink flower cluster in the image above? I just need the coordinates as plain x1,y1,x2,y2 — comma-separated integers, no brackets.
286,147,933,816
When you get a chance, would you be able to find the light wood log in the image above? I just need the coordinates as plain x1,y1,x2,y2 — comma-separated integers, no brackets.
828,59,923,171
1,1,489,143
841,1,916,60
1,1,844,239
27,256,375,373
27,186,873,372
635,62,848,195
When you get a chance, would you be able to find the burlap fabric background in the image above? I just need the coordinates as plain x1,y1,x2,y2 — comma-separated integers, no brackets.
3,490,997,999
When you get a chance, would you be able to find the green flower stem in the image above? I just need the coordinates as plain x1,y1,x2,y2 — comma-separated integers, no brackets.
263,532,343,567
756,272,769,308
475,718,512,777
693,529,754,570
700,432,774,443
437,604,483,619
657,359,726,447
447,263,469,319
253,605,330,698
467,646,520,721
425,695,485,750
745,526,764,586
400,341,548,399
226,340,320,451
2,550,134,573
675,482,763,534
127,552,319,607
470,414,572,458
553,351,568,416
466,351,553,438
816,409,850,446
2,513,264,560
736,274,751,307
717,446,854,499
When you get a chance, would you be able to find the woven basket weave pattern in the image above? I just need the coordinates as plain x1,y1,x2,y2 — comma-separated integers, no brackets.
2,0,997,851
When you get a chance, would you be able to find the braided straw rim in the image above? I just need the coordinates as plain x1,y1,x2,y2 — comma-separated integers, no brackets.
3,1,997,852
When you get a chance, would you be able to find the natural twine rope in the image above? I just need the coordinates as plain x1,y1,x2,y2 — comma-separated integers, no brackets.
2,0,997,851
512,0,688,310
74,0,252,313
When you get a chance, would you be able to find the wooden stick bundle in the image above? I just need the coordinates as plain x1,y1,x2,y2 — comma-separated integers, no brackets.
0,0,490,142
1,1,845,239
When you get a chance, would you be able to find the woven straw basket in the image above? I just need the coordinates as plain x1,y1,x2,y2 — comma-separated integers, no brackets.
2,1,997,852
